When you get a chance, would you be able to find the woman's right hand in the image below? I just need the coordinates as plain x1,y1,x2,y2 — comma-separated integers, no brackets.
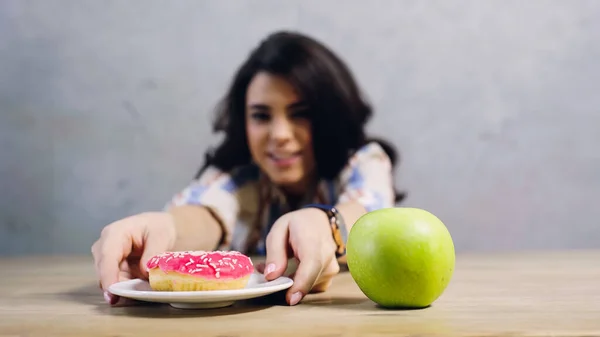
91,212,177,305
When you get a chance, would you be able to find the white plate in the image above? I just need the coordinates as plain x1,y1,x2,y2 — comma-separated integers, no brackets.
108,273,293,309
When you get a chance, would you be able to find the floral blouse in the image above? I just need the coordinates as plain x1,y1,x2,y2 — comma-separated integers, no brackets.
165,142,395,255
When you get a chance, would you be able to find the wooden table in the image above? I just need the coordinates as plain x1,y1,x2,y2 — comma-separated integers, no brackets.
1,250,599,337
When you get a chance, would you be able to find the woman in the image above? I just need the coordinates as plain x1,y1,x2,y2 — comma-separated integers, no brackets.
92,30,405,306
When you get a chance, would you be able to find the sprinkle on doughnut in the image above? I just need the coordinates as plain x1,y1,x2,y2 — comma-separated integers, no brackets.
146,250,254,280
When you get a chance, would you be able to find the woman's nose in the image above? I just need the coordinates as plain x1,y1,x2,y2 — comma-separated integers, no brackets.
270,116,293,142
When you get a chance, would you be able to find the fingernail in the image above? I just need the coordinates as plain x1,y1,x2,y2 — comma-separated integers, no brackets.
103,291,111,304
265,263,276,275
290,291,303,306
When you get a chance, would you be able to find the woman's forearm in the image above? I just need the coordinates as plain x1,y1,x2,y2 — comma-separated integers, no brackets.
167,205,224,251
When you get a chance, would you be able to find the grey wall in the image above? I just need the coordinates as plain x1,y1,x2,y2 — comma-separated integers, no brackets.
1,0,599,256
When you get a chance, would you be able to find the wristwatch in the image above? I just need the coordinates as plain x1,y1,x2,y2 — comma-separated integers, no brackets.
303,204,348,258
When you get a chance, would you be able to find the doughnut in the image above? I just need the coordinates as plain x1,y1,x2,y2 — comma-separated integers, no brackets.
146,250,254,291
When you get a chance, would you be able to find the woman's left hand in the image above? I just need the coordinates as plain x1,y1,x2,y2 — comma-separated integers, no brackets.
261,207,340,305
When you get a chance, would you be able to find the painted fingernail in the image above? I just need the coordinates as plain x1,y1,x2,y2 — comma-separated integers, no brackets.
265,263,276,275
290,291,303,306
103,291,112,304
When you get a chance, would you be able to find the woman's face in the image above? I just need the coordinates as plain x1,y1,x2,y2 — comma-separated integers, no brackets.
245,72,316,194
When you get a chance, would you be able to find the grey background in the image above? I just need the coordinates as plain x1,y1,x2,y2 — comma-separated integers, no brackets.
1,0,599,256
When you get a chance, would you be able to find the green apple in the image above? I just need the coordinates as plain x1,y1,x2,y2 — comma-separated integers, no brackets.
346,207,455,308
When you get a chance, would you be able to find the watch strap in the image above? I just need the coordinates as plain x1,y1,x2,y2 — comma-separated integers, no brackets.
303,203,348,258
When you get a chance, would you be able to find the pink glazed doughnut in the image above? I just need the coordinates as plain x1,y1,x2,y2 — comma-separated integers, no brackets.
146,251,254,291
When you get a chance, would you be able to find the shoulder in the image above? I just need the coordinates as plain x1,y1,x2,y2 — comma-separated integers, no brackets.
353,142,391,162
338,142,393,182
195,164,261,192
333,141,396,211
168,164,260,206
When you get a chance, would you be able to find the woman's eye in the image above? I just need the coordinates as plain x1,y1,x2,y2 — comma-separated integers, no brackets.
250,112,270,121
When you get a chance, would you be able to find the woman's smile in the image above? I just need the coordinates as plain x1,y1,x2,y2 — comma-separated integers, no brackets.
267,151,302,168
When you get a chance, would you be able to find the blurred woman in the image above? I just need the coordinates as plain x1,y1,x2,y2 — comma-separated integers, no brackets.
92,30,405,306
